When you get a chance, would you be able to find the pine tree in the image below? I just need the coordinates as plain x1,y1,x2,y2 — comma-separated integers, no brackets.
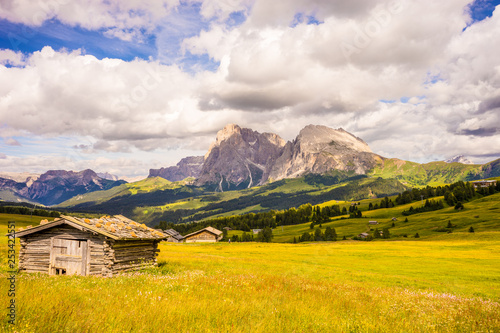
468,226,474,233
314,227,323,241
414,233,420,238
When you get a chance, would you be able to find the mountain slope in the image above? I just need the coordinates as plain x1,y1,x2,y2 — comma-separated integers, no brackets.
369,158,500,186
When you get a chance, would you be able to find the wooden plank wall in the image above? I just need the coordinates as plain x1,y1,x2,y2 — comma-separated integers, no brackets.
19,225,106,275
185,231,217,243
108,240,160,275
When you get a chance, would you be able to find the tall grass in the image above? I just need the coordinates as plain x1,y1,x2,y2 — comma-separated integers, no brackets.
1,234,500,332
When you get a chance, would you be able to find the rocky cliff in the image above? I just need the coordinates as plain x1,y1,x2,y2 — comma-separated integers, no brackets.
191,123,381,190
195,124,286,190
267,125,381,181
149,156,204,181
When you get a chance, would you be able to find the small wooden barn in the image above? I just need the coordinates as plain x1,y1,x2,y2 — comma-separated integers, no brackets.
184,227,223,243
163,228,184,243
16,215,167,276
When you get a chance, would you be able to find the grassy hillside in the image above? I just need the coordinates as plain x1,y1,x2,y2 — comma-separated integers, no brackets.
0,190,35,204
369,159,476,186
58,176,407,226
58,177,189,207
368,158,500,187
1,218,499,332
264,192,500,243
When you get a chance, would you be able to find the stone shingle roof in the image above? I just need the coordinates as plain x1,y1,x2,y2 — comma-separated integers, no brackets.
16,214,167,240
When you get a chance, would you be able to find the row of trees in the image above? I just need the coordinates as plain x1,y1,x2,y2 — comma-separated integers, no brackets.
156,203,348,236
368,180,495,213
295,226,338,243
0,205,60,217
402,199,445,216
227,227,274,243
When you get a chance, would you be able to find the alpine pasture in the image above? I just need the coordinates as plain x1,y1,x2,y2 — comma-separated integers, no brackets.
1,213,500,332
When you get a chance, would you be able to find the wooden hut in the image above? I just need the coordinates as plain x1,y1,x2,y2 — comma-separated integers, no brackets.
16,215,167,277
184,227,223,243
163,229,184,243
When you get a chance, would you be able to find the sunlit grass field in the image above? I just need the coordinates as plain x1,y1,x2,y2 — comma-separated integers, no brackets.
1,213,500,332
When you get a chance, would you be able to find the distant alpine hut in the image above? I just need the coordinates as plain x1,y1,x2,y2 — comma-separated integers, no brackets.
252,229,263,234
184,227,223,243
471,180,497,188
358,232,370,239
368,221,379,225
163,229,184,243
16,215,167,277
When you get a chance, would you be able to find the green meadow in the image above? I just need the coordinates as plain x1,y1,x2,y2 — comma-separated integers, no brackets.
1,211,500,332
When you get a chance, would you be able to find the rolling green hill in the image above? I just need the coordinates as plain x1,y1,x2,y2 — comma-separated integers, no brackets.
369,158,500,186
59,175,407,226
226,192,500,243
55,158,500,227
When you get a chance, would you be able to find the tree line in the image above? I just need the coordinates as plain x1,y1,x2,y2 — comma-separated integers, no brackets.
0,205,60,217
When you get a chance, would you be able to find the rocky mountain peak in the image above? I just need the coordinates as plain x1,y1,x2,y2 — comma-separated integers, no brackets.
445,155,474,165
297,124,372,153
205,124,242,159
155,124,378,190
197,124,286,190
149,156,204,181
216,123,242,142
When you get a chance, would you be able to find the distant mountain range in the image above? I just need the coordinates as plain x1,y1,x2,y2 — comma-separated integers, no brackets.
0,169,125,206
149,124,499,190
1,124,499,208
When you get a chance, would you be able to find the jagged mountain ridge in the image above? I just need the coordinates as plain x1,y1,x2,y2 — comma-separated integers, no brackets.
149,156,204,182
195,124,286,190
152,124,383,190
152,124,500,190
0,169,126,206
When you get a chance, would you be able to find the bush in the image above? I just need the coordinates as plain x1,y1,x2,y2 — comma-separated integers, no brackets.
468,226,475,233
257,227,273,243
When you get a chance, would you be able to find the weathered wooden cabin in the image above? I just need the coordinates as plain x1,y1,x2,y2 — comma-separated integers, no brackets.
163,228,184,243
16,215,167,276
184,227,223,243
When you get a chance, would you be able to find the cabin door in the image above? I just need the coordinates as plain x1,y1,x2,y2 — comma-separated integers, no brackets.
50,238,88,276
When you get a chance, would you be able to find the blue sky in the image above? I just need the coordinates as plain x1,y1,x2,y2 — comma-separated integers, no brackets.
0,0,499,178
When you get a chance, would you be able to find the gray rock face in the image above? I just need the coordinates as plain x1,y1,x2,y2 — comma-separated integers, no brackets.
156,124,381,190
444,155,474,165
195,124,286,190
268,125,379,181
148,156,204,181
